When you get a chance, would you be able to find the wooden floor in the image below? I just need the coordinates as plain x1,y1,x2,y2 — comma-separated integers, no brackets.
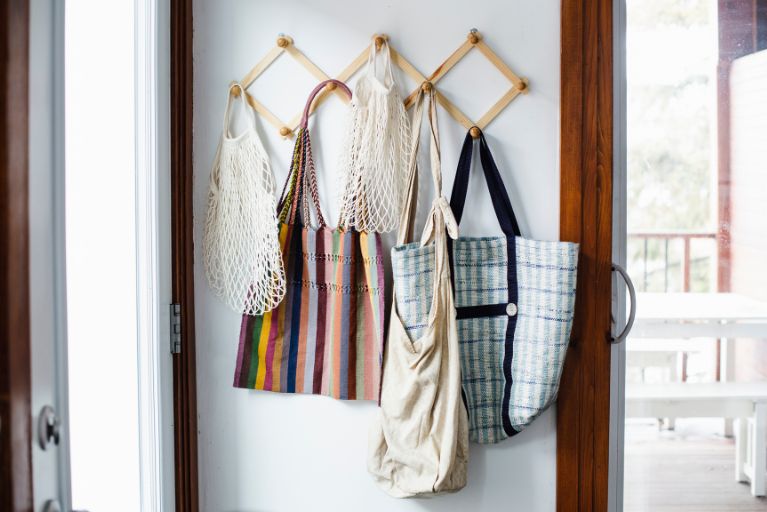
624,422,767,512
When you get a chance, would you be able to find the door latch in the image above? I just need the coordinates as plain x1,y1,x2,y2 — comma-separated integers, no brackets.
38,405,60,450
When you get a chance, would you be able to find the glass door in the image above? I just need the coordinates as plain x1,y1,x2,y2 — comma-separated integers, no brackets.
615,1,767,510
26,0,174,510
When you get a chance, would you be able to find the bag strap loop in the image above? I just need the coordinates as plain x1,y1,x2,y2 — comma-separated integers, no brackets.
397,83,458,246
449,127,521,237
396,86,426,245
223,82,256,139
278,79,353,228
365,39,395,90
299,79,352,128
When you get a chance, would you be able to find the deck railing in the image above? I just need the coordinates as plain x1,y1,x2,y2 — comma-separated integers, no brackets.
628,231,720,381
628,232,717,293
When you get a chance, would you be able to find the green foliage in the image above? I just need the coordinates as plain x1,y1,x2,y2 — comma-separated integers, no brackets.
627,77,712,231
626,0,717,291
627,0,715,232
627,0,710,29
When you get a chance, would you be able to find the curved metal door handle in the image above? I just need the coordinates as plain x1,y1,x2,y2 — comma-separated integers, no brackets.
611,263,636,344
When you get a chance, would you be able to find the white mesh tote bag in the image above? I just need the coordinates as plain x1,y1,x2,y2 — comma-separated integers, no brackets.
447,128,579,443
203,83,285,315
338,39,410,232
367,84,468,497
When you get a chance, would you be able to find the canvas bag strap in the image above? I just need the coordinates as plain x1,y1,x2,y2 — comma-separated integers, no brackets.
395,86,427,245
419,87,458,247
419,86,458,323
449,128,521,237
396,85,458,247
446,128,521,440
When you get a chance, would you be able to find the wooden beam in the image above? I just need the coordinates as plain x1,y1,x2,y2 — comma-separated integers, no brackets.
558,0,613,510
0,0,33,511
170,0,199,510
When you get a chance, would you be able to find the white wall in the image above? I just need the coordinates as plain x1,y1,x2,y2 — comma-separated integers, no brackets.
194,1,561,510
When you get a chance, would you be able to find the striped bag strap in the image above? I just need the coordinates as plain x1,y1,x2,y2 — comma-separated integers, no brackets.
278,79,352,228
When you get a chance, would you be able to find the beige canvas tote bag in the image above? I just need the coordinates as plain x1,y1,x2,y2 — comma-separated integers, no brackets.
367,84,469,498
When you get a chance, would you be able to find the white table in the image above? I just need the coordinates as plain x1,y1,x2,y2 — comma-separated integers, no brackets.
633,292,767,339
627,293,767,496
630,291,767,391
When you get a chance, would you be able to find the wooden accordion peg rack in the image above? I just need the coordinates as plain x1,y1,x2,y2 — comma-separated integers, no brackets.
233,29,529,139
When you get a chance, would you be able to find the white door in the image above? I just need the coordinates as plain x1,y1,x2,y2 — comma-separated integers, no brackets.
28,0,175,510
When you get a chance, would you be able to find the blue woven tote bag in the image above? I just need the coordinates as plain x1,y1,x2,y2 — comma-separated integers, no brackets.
449,129,578,443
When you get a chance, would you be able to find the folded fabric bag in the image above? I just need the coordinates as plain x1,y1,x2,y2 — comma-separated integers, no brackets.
233,80,385,401
368,84,468,497
447,129,579,443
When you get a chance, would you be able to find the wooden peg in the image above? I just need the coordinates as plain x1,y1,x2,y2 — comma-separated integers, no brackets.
276,35,291,48
421,81,433,92
326,82,337,91
469,126,481,139
468,31,481,44
279,126,292,137
517,80,528,92
374,34,388,50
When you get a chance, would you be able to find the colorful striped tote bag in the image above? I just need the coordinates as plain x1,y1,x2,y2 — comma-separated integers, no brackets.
447,129,579,443
233,80,385,401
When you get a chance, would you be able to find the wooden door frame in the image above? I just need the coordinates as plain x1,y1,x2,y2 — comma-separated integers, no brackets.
0,0,33,511
170,0,199,511
557,0,614,511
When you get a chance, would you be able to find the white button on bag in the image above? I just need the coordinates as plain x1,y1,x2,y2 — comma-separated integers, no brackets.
506,303,518,317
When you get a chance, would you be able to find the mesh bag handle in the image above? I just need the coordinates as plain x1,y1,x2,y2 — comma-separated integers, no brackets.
365,39,395,90
222,82,257,139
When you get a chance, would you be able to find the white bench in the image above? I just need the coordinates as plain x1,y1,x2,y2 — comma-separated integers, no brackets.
626,382,767,497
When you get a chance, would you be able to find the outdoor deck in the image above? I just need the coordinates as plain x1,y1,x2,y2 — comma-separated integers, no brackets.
624,420,767,512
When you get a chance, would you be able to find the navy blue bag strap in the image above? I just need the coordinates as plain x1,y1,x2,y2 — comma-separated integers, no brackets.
448,128,522,438
449,128,521,237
